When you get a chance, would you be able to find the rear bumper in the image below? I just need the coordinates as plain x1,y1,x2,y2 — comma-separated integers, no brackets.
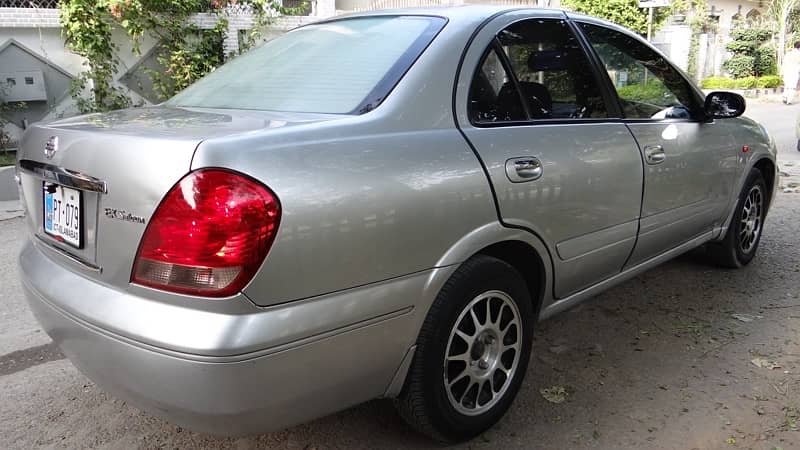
19,240,438,436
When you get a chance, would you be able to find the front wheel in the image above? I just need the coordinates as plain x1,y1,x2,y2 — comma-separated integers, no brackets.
396,255,534,443
707,168,767,268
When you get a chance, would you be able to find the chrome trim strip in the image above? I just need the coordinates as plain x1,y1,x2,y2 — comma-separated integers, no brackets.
19,159,108,194
34,234,102,273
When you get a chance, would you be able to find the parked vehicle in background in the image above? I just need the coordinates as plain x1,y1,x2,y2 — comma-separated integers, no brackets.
16,6,777,443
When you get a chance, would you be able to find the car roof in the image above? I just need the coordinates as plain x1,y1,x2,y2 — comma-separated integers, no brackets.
330,5,566,24
323,6,637,37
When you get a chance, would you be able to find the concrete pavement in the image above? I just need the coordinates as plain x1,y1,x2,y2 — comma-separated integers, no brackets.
0,200,23,221
0,165,22,220
744,100,800,191
0,165,19,200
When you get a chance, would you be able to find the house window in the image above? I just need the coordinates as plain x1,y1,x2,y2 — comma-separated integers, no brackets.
25,77,34,85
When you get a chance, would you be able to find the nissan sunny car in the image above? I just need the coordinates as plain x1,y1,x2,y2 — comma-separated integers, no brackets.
17,6,777,443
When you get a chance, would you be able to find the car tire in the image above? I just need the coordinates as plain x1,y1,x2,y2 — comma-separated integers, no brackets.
396,255,534,443
707,168,768,268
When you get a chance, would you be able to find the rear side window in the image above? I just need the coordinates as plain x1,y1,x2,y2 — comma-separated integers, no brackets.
166,16,445,114
469,18,608,124
469,48,527,123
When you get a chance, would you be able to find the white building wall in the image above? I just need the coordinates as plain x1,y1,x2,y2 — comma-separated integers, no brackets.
0,28,82,76
708,0,765,33
317,0,336,17
0,17,159,143
653,24,692,71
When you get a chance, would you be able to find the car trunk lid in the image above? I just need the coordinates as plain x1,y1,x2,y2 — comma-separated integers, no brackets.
17,106,338,291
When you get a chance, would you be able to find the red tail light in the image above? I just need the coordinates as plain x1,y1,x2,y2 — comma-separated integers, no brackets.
131,169,280,297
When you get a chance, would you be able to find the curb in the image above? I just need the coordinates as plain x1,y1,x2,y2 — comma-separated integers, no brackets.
0,166,20,202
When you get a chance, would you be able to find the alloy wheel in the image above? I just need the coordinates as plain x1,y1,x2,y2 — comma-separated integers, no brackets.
739,185,763,254
443,290,522,416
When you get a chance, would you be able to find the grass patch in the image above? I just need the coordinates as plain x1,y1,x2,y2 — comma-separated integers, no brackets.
0,151,16,167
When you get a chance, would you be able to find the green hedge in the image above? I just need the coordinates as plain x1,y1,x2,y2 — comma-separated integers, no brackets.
616,80,669,103
701,77,737,89
756,75,782,88
701,76,782,89
736,76,758,89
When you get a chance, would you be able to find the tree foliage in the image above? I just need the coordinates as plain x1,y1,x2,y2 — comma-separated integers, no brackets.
768,0,800,70
0,82,25,150
60,0,133,112
723,25,777,78
561,0,669,35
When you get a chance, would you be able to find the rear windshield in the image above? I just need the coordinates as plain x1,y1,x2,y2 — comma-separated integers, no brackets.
165,16,445,114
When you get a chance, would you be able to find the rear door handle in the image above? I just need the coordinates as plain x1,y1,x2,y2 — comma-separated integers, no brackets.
506,157,543,182
644,145,665,164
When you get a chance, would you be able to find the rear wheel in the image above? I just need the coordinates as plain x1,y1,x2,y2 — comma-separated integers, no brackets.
396,255,533,443
707,168,767,268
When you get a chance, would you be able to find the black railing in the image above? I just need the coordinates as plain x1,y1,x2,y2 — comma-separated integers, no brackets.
0,0,59,8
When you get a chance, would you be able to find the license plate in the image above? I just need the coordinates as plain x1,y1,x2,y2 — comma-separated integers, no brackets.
43,183,82,248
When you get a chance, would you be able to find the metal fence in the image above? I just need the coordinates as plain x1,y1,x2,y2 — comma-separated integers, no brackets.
0,0,59,8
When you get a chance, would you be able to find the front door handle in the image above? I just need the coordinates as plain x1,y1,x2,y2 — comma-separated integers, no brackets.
644,145,666,164
506,157,543,182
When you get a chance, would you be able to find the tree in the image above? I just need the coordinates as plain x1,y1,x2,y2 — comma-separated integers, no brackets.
0,82,24,151
561,0,670,36
723,27,777,78
769,0,800,71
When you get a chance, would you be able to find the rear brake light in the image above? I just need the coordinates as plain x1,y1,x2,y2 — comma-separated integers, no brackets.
131,169,280,297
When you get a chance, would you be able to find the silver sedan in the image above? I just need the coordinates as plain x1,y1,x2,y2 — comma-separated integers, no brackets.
16,6,777,443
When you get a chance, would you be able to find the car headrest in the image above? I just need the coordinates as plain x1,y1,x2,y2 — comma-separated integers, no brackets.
528,50,570,71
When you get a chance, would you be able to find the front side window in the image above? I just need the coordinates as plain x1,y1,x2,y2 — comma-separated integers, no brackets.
468,18,608,124
579,23,703,120
166,16,445,114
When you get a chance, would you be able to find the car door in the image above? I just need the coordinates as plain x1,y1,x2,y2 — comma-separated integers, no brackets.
576,20,740,267
455,11,644,299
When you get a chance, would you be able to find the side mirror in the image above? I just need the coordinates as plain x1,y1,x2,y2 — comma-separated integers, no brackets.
704,91,746,119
